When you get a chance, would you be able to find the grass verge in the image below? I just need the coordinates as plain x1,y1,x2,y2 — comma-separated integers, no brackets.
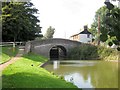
0,46,19,64
2,53,77,88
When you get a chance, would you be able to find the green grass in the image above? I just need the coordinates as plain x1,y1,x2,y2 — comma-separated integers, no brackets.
2,53,77,88
0,46,19,64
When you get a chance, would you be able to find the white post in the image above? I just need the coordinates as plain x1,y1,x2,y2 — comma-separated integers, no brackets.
13,42,15,52
53,61,59,69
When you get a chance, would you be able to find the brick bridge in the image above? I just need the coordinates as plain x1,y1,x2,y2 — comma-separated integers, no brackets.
26,38,82,60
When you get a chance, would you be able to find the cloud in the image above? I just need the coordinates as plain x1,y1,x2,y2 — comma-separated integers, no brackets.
32,0,105,38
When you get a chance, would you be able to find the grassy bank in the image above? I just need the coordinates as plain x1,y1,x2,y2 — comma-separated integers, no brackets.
0,46,19,64
2,53,77,88
67,44,118,60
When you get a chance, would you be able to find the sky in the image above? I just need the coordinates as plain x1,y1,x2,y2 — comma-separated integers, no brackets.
31,0,118,39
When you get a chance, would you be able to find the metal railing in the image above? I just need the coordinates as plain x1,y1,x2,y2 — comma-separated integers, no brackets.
0,42,25,47
0,42,26,52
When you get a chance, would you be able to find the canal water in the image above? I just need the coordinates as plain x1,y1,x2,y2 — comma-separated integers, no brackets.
43,60,118,88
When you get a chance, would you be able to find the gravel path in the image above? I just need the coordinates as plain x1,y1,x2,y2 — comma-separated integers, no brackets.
0,46,25,71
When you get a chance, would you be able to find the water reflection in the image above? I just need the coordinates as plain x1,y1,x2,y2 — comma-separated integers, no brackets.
43,60,118,88
64,73,94,88
53,61,60,69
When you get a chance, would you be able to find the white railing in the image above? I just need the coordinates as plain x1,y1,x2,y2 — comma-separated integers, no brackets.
0,42,25,47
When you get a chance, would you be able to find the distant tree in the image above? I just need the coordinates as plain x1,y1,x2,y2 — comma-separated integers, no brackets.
42,26,55,39
2,1,42,42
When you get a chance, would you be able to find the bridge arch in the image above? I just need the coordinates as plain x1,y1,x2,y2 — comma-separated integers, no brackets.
30,38,82,60
49,45,67,60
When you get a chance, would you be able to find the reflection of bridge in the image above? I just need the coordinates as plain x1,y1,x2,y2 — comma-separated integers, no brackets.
29,38,82,60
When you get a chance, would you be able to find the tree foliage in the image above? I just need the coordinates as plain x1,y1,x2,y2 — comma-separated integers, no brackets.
90,6,120,50
2,1,42,42
90,6,108,38
42,26,55,39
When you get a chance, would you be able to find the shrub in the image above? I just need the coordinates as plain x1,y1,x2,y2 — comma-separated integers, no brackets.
67,44,98,60
67,44,118,60
97,46,118,60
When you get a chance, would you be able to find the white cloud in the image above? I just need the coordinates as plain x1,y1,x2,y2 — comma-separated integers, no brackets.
32,0,105,39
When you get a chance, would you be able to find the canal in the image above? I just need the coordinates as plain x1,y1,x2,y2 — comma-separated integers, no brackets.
43,60,118,88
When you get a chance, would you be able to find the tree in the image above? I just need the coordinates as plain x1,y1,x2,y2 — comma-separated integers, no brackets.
90,6,108,38
2,1,42,42
42,26,55,39
90,6,120,50
105,7,120,46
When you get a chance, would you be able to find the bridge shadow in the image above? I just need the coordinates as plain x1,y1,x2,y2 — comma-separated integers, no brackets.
50,45,67,60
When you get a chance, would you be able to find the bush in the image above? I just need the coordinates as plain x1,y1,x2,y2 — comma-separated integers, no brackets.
67,44,118,60
97,46,118,60
67,44,98,60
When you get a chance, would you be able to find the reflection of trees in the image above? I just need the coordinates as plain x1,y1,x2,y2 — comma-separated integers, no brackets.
70,62,118,88
76,66,92,81
45,61,118,88
90,62,118,88
64,62,118,88
82,69,89,81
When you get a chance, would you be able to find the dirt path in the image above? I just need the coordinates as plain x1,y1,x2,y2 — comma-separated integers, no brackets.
0,46,25,71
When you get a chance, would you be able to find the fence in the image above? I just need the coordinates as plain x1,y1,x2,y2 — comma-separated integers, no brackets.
0,42,26,52
0,42,25,47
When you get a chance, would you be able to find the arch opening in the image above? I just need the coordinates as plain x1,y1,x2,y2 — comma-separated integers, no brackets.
49,45,67,60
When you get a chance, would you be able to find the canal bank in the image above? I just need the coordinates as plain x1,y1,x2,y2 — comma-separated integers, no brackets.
2,53,77,88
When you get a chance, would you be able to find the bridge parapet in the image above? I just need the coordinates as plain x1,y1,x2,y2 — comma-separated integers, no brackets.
31,38,81,45
30,38,82,59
